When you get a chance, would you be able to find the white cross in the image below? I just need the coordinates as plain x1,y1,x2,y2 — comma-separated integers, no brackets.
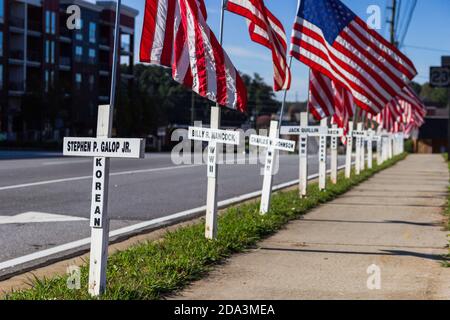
250,120,296,214
187,116,240,238
63,105,145,296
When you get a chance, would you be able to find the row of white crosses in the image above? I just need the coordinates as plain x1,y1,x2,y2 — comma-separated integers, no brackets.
62,105,402,297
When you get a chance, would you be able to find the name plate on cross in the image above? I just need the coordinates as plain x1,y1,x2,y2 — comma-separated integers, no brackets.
63,136,145,228
188,127,240,145
280,126,327,136
249,135,296,152
188,126,240,178
327,128,344,137
63,137,145,159
352,130,367,138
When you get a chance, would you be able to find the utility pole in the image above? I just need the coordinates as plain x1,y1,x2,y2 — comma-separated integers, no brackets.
387,0,398,46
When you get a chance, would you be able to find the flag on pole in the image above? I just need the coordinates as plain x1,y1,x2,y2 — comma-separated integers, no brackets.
289,0,417,115
307,69,354,138
140,0,248,112
225,0,291,91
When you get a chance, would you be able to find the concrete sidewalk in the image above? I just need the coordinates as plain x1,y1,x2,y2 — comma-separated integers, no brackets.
172,155,450,300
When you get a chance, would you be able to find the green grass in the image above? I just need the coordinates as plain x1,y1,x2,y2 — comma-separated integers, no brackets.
442,153,450,267
442,153,450,231
4,153,407,300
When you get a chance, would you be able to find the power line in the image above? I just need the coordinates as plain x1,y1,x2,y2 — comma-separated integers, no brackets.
398,0,417,48
403,44,450,53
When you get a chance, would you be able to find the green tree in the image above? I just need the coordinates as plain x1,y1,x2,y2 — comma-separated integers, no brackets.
420,82,448,107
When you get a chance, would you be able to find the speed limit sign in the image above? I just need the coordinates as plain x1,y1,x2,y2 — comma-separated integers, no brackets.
430,67,450,88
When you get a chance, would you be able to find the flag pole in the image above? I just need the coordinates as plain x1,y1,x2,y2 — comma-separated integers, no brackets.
109,0,121,127
278,56,294,134
205,0,226,239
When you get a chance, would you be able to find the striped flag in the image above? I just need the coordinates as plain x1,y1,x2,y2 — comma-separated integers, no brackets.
307,69,354,137
140,0,247,112
290,0,417,115
225,0,291,91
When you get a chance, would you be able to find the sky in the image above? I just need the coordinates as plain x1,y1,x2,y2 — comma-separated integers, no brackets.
114,0,450,102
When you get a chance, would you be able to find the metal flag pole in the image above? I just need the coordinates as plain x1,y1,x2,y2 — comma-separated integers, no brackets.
88,0,121,296
205,0,226,239
278,57,294,134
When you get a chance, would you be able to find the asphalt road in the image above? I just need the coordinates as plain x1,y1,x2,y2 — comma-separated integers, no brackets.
0,151,346,273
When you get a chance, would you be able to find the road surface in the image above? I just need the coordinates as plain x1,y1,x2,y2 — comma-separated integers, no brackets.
0,151,346,277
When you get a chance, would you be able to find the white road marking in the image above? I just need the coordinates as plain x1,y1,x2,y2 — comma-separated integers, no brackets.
0,212,87,225
0,164,203,192
42,160,91,166
0,164,349,273
0,155,290,192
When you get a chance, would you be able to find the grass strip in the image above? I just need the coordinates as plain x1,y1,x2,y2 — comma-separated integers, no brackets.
441,153,450,267
5,153,407,300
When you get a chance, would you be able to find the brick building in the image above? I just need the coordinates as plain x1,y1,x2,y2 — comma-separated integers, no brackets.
0,0,138,142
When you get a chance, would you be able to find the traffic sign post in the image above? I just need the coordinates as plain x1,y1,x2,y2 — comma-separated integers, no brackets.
430,66,450,88
345,121,354,179
252,121,295,214
188,119,240,237
63,105,146,296
431,61,450,153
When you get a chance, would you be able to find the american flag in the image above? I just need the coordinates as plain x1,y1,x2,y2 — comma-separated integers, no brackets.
374,86,426,133
140,0,247,112
290,0,417,115
307,69,354,137
226,0,291,91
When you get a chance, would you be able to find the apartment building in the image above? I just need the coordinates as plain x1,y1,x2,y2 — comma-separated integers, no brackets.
0,0,138,142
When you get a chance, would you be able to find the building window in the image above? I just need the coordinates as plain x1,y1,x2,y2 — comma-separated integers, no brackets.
75,19,83,40
0,65,3,89
75,46,83,62
88,48,96,63
45,41,49,63
0,0,3,20
45,41,55,64
75,73,82,89
51,12,56,35
89,22,96,44
51,41,55,64
0,32,3,57
45,11,50,33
